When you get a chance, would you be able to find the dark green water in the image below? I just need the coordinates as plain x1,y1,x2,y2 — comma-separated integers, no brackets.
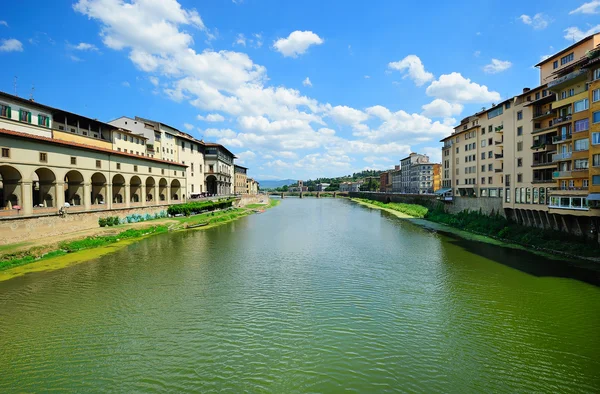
1,198,599,393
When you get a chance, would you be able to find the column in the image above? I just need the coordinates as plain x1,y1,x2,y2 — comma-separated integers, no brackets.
22,181,33,216
107,183,113,210
83,182,91,211
124,184,131,208
166,186,171,204
154,184,159,206
56,181,65,209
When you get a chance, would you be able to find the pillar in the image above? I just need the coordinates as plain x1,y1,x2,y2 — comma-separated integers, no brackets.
83,182,91,210
154,184,160,206
124,184,131,208
166,186,171,204
56,181,65,209
107,183,113,210
22,181,33,216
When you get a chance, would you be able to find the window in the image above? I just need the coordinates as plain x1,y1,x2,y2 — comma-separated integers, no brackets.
515,188,521,203
517,141,523,151
560,52,574,65
526,188,531,203
574,159,589,169
584,179,589,188
517,158,523,167
593,111,600,124
553,60,558,69
505,102,511,109
161,169,165,175
488,163,493,171
574,99,589,113
39,152,47,162
70,157,76,165
517,111,523,120
535,92,540,101
539,187,546,204
134,165,138,172
148,167,152,173
505,188,510,202
594,175,600,185
117,148,121,152
505,174,510,187
0,104,11,118
456,147,459,153
1,148,9,158
594,154,600,167
593,132,600,145
488,151,493,159
129,136,133,142
574,138,589,151
481,152,485,160
96,160,101,169
533,188,539,204
517,173,523,182
481,177,486,185
594,68,600,81
488,125,493,132
593,89,600,103
517,126,522,136
19,109,31,123
481,140,487,147
488,107,503,119
575,119,589,132
488,176,493,184
481,165,486,172
116,163,121,170
38,114,49,127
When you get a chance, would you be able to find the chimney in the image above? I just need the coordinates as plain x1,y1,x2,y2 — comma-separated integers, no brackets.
523,87,530,93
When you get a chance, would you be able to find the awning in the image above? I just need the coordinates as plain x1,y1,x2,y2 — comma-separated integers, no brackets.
587,193,600,201
435,188,452,195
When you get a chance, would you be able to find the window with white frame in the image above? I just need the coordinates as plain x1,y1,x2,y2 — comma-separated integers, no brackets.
593,89,600,102
574,138,589,151
574,99,589,113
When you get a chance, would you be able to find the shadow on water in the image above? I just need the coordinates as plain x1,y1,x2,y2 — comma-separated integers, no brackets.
374,207,600,288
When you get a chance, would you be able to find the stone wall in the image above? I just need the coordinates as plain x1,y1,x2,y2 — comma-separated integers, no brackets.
446,196,505,217
0,205,170,246
234,194,270,207
348,192,444,210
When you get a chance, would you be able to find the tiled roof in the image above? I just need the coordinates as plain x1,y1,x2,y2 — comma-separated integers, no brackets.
0,128,187,167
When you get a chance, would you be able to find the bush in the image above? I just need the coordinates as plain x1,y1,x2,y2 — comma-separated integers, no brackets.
98,218,107,227
167,199,235,216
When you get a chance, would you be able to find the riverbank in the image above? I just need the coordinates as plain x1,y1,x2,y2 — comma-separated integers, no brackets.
350,198,600,261
0,198,279,280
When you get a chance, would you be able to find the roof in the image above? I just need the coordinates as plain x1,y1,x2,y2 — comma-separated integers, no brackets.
205,142,237,158
135,116,182,135
234,164,248,170
535,33,598,67
0,91,117,131
0,128,187,167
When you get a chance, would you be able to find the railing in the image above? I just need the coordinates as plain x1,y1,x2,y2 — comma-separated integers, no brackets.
553,152,572,161
552,115,572,125
494,153,503,159
533,110,553,118
556,186,588,191
532,179,555,184
494,125,504,132
553,171,572,178
532,161,554,167
548,69,587,89
495,140,503,145
494,168,503,173
552,134,572,143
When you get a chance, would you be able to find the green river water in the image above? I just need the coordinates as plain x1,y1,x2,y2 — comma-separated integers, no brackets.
0,198,599,393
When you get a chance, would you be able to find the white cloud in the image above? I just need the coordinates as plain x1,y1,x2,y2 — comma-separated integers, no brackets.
329,105,368,126
235,150,256,164
0,21,8,27
388,55,434,86
121,81,130,87
564,25,600,41
183,123,194,130
302,77,312,87
149,76,159,86
519,13,550,30
73,42,98,51
426,72,501,104
473,50,481,57
279,151,298,159
70,55,83,62
202,128,237,139
234,33,246,47
197,113,225,122
569,1,600,14
483,58,512,74
421,99,463,118
0,38,23,52
364,75,371,79
273,30,324,57
476,32,481,36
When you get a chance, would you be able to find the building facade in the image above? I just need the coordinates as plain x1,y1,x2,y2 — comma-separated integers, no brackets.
204,143,234,195
234,165,248,194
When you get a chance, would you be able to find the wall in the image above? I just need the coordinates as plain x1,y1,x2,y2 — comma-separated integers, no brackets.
0,204,170,245
53,129,113,150
234,194,269,207
446,196,505,216
0,117,52,138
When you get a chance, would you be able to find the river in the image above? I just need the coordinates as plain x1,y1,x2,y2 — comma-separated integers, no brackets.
1,198,599,393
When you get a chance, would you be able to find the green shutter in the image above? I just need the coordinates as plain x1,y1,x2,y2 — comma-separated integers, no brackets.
46,116,49,127
27,112,31,123
6,106,10,119
38,114,42,126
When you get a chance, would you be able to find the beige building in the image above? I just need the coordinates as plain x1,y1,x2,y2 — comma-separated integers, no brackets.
247,178,259,195
204,143,235,195
234,165,248,194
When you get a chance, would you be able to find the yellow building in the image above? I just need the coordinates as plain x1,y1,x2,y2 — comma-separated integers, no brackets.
234,164,248,194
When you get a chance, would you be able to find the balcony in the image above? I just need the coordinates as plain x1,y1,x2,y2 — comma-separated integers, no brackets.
494,125,504,133
553,171,572,179
494,153,503,159
553,152,572,161
532,161,555,168
548,69,588,91
532,179,556,184
531,142,556,151
571,168,589,178
495,139,504,146
532,110,554,120
552,115,572,126
494,168,503,173
552,134,572,144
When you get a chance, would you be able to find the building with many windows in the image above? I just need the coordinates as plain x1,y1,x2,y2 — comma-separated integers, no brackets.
204,143,235,195
234,165,248,194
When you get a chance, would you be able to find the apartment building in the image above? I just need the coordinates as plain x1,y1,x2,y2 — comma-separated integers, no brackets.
109,116,159,158
391,166,402,192
400,153,431,193
204,143,234,195
247,178,259,194
234,165,248,194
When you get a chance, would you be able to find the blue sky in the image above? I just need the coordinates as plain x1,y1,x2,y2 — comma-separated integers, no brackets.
1,0,600,180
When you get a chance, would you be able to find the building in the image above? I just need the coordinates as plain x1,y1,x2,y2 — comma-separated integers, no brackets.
440,33,600,235
379,172,391,192
391,166,402,193
400,153,433,194
316,183,330,191
433,163,441,192
234,165,248,194
204,143,234,195
0,91,187,217
108,116,158,158
247,178,259,194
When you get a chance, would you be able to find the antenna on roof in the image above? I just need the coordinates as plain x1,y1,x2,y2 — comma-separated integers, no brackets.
13,76,17,97
30,83,35,101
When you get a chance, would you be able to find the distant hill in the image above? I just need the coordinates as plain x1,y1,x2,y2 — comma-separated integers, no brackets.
257,179,297,189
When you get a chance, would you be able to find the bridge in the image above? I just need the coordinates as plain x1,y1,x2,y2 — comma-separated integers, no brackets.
268,191,349,198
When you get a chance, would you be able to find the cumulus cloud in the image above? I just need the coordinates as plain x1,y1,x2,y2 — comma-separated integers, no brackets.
0,21,8,27
273,30,323,57
197,113,225,122
388,55,434,86
519,13,550,30
302,77,312,87
73,42,98,51
0,38,23,52
569,1,600,14
421,99,463,118
564,25,600,41
121,81,130,87
234,33,246,47
183,123,194,130
149,76,159,86
328,105,369,126
426,72,501,103
483,58,512,74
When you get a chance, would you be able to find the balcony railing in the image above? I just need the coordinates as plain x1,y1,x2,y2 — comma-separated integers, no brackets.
552,115,572,125
548,69,588,90
494,125,504,133
553,152,572,161
532,179,556,184
533,110,553,119
552,134,572,144
494,168,503,173
532,161,555,167
553,171,572,178
495,139,503,145
494,153,504,159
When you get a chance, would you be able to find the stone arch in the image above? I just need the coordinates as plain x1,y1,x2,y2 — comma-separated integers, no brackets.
145,176,156,202
0,165,23,209
171,179,181,201
112,174,125,204
91,172,107,205
31,167,56,208
159,178,168,201
64,170,84,206
206,175,217,195
130,175,142,203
